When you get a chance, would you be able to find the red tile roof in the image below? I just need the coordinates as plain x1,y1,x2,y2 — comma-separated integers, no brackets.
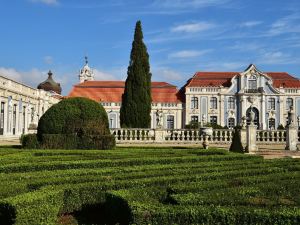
186,71,300,88
68,81,182,103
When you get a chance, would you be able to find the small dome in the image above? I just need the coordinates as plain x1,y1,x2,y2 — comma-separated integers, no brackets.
37,70,62,94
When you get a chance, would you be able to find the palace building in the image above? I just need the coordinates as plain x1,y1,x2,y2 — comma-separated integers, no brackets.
0,71,61,138
68,60,300,130
2,58,299,138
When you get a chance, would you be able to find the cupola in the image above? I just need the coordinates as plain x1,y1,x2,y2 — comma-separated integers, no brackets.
37,70,62,94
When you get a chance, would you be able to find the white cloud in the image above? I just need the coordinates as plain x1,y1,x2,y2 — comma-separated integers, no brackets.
0,67,47,88
202,62,244,71
267,14,300,36
259,51,298,65
171,22,215,33
44,56,53,65
154,0,230,9
93,69,118,80
152,67,183,81
29,0,59,6
169,50,212,58
239,21,262,28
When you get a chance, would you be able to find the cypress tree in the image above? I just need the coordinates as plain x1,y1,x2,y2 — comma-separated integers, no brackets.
120,21,152,128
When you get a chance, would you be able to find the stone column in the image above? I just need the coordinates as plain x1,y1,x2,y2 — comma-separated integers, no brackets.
154,129,165,143
285,106,299,151
246,108,258,153
220,95,224,127
261,95,266,130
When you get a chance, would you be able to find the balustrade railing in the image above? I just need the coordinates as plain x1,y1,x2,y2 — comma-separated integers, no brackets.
256,130,286,143
110,128,155,142
111,128,234,143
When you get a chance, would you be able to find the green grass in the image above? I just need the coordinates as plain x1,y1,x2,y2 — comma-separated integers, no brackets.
0,147,299,225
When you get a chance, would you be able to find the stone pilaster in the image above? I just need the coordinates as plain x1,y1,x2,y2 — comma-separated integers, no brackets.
285,125,298,151
246,124,258,153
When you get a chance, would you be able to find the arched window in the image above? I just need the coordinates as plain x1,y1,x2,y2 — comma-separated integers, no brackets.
268,118,275,129
286,98,293,110
228,97,235,109
167,115,174,129
248,75,257,90
191,97,198,109
268,98,275,110
228,118,235,128
108,113,117,128
210,97,217,109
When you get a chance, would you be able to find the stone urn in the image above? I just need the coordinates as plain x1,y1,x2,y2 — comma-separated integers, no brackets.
200,127,213,149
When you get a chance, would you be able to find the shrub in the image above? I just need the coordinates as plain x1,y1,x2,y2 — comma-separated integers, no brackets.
229,128,245,153
37,97,115,150
20,134,39,149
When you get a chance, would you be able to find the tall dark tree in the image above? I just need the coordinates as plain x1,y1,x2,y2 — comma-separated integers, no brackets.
120,21,152,128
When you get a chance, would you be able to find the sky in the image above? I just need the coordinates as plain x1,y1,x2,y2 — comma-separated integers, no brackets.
0,0,300,95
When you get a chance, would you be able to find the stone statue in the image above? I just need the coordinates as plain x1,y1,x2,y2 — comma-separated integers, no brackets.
249,106,255,125
287,106,295,126
156,109,163,128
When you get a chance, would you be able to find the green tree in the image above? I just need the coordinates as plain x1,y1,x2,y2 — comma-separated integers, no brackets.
120,20,152,128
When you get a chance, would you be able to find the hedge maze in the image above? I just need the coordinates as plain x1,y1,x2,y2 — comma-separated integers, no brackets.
0,147,299,224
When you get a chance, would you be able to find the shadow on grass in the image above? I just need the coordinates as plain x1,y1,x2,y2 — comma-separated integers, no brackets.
72,194,133,225
0,203,16,225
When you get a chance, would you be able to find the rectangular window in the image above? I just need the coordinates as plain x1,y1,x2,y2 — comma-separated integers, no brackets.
286,98,293,110
268,118,275,129
268,98,275,110
191,116,198,123
210,116,217,124
0,102,4,135
167,115,174,129
228,97,235,109
191,97,198,109
228,118,235,128
210,97,217,109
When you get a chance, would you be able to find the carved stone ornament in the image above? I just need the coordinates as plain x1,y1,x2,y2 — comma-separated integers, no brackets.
248,96,256,104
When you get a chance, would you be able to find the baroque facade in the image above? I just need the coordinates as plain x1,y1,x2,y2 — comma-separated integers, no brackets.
0,73,60,138
69,62,300,130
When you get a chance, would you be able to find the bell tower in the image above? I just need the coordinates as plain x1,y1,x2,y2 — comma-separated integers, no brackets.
79,56,94,83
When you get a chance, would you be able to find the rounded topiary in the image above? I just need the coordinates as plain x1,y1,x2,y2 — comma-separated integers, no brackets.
37,97,115,149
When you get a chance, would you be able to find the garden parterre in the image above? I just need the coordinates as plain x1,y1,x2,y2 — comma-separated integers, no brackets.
0,147,299,225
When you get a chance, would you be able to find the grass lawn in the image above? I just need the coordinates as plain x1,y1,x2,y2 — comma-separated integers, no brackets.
0,146,299,225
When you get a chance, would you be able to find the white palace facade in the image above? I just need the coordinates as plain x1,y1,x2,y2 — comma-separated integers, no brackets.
2,60,300,139
0,72,60,138
69,61,300,130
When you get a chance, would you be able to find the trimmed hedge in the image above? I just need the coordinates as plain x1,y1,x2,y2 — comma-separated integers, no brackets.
20,134,39,149
40,134,115,150
37,97,115,150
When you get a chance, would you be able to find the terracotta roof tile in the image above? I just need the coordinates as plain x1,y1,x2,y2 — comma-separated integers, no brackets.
186,71,300,88
68,81,182,103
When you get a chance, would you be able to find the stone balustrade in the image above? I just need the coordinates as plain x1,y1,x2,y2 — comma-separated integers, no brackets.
256,130,286,143
110,128,155,142
111,128,234,144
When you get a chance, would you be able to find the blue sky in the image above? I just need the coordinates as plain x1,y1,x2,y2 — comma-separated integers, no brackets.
0,0,300,95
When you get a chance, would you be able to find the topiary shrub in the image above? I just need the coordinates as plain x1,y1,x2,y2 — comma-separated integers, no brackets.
20,134,39,149
37,97,115,150
229,127,245,153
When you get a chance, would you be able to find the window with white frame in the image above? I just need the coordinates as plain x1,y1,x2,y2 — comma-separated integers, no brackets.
286,98,293,110
268,118,275,129
228,97,235,109
210,116,217,124
191,116,198,123
248,75,257,90
167,115,174,129
268,98,275,110
228,118,235,128
191,97,198,109
210,97,217,109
